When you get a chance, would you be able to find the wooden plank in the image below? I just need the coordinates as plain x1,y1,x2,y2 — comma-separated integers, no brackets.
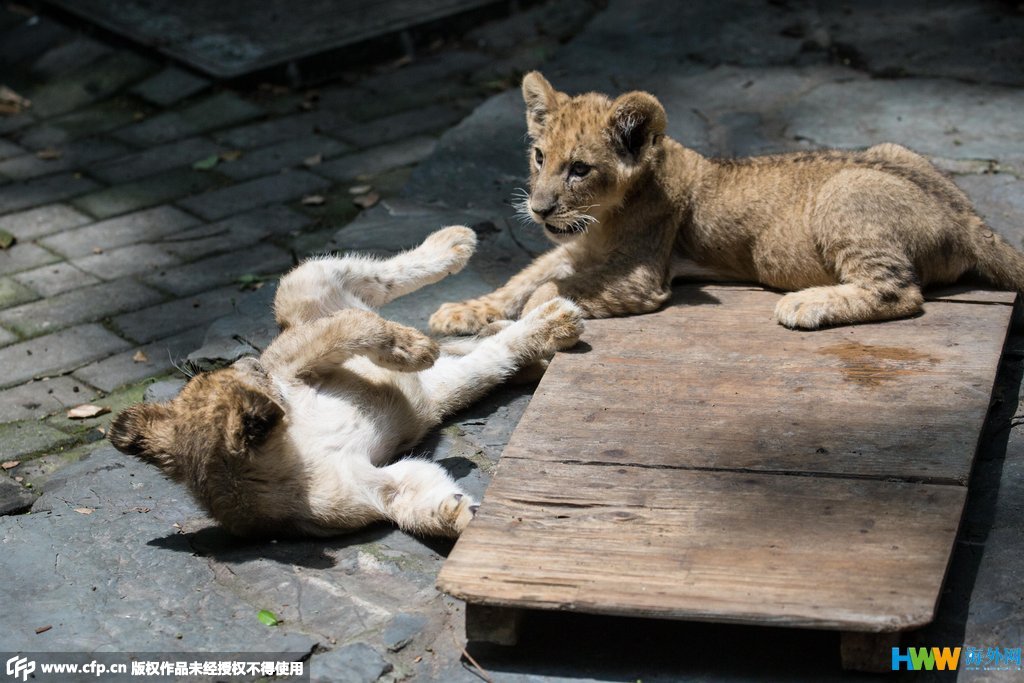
506,287,1011,484
439,283,1016,636
439,458,966,632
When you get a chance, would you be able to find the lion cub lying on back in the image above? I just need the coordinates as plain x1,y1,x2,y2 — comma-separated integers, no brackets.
430,72,1024,333
109,226,583,538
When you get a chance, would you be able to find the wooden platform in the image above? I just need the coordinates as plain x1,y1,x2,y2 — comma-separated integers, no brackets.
437,284,1017,669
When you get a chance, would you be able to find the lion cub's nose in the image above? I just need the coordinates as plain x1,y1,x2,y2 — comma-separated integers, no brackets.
531,203,556,218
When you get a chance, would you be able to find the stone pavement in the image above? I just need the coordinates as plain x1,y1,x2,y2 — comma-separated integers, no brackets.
2,1,1024,681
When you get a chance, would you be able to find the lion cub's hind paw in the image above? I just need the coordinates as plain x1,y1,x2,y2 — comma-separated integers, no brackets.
421,225,478,276
438,492,478,536
374,323,441,371
429,299,503,336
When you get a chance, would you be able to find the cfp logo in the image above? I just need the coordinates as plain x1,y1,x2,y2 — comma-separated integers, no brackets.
5,656,35,682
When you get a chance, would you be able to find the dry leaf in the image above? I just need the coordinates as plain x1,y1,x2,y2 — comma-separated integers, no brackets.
0,85,31,116
132,350,149,363
14,476,23,483
348,184,372,195
34,625,51,635
352,192,380,209
1,460,20,470
0,229,14,249
301,194,326,206
74,508,94,515
302,153,323,167
35,148,62,160
219,149,242,162
67,404,110,419
92,247,103,254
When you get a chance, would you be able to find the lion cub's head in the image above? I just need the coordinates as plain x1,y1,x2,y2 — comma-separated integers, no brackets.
519,71,667,244
107,358,300,537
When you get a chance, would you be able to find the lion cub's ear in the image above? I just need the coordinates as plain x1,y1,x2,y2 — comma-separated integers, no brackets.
224,387,285,457
608,91,667,163
108,403,174,468
522,71,559,137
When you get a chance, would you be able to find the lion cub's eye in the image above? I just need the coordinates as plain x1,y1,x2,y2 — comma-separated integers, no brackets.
569,161,592,178
534,148,544,166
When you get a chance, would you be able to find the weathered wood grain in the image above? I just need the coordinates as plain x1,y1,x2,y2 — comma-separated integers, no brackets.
506,287,1012,484
440,458,965,631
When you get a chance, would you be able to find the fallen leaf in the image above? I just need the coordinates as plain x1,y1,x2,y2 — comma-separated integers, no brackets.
301,194,325,206
0,85,31,116
14,476,23,482
348,184,372,195
219,149,242,162
257,610,279,627
92,246,103,254
302,153,323,167
0,229,15,250
74,507,94,515
1,461,19,470
132,350,149,363
67,404,110,419
192,154,219,170
34,625,51,635
236,273,266,291
352,192,380,209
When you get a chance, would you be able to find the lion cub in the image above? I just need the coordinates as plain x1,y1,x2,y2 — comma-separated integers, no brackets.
108,226,583,538
430,72,1024,332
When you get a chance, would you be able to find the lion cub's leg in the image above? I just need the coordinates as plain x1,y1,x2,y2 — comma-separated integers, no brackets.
377,459,477,537
422,297,584,416
275,225,476,328
774,244,924,330
262,309,440,378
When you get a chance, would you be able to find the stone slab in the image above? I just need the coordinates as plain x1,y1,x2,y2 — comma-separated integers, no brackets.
0,421,76,461
0,172,102,214
89,136,224,184
0,321,129,389
130,66,210,107
0,376,99,423
0,203,93,242
71,167,226,219
39,206,200,258
43,0,499,78
72,325,207,393
0,278,166,338
176,170,329,220
13,262,101,297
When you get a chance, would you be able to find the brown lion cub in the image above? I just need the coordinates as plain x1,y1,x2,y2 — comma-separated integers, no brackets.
108,226,583,539
430,72,1024,333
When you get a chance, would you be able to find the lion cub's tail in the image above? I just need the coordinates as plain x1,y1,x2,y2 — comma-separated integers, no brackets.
972,221,1024,292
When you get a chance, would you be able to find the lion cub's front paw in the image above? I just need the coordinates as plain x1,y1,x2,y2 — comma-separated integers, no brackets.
429,299,502,336
421,225,477,276
530,296,585,351
773,290,831,330
375,323,440,371
437,493,479,537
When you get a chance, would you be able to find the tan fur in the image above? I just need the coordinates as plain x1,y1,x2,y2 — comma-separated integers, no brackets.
430,72,1024,333
108,226,584,539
